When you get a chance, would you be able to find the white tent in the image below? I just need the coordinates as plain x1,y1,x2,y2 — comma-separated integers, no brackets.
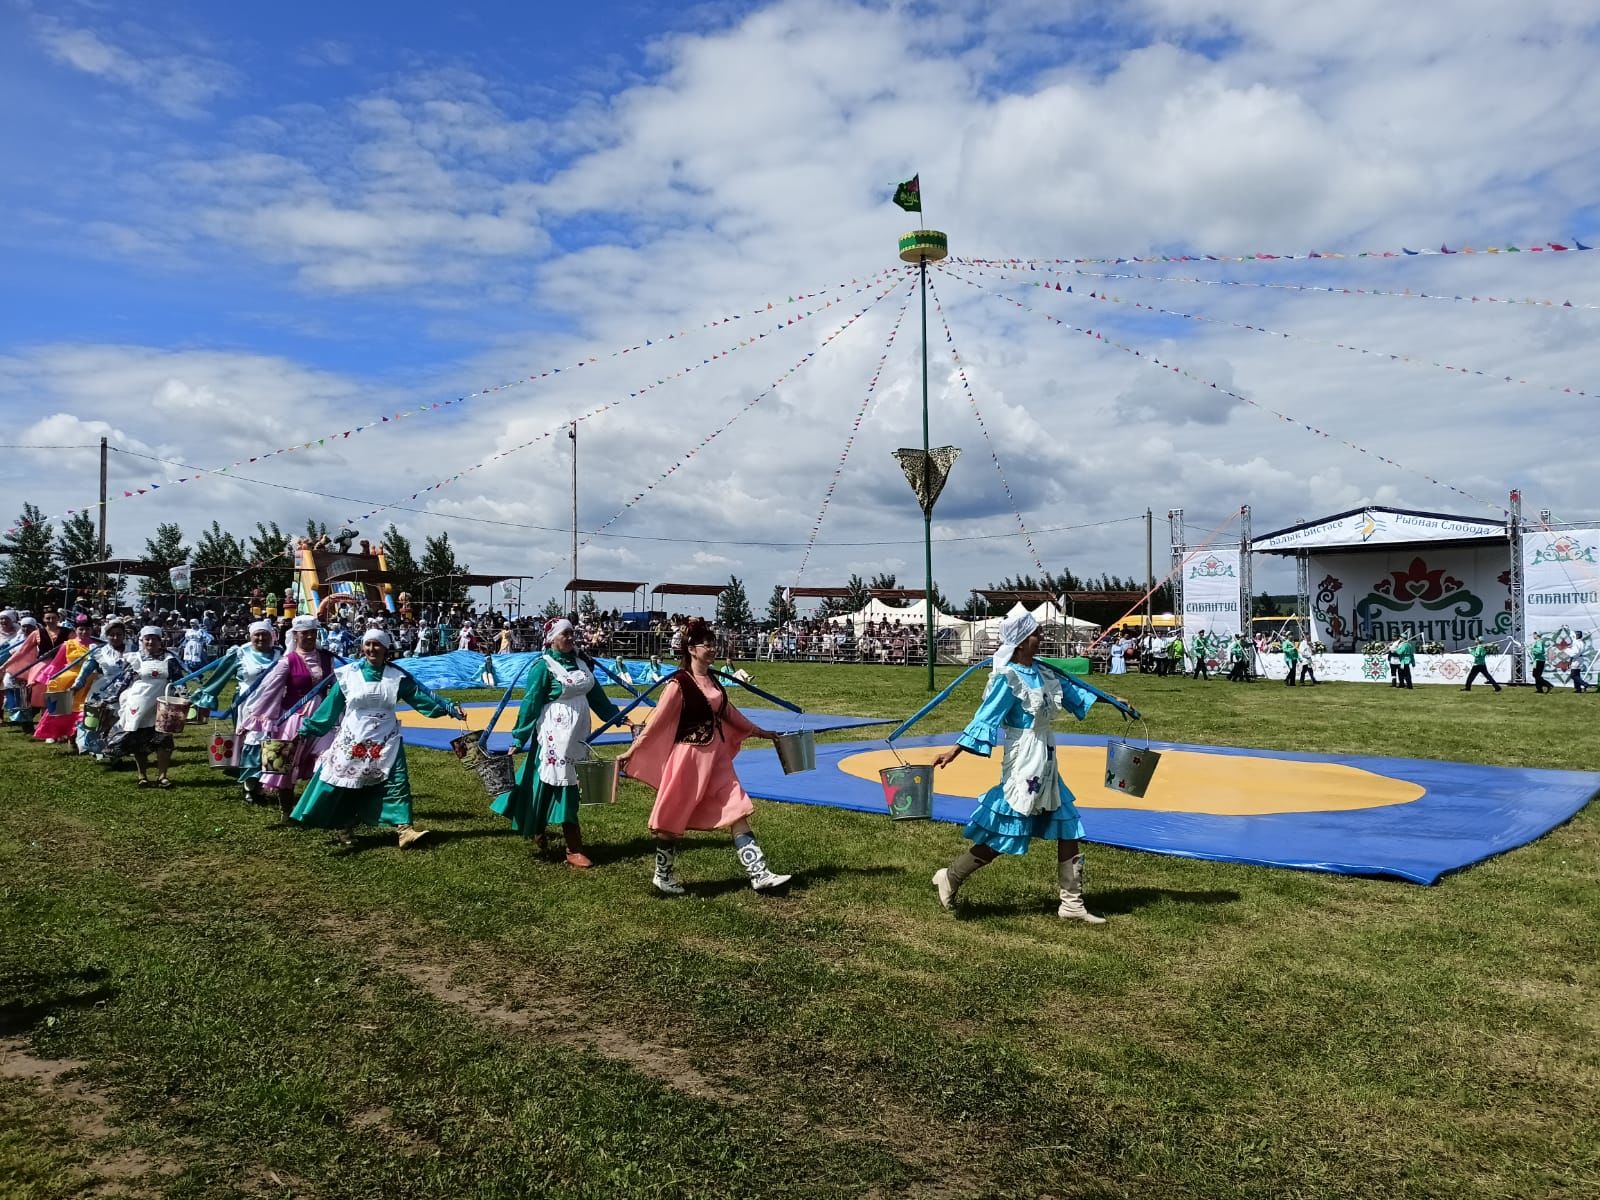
1006,599,1099,632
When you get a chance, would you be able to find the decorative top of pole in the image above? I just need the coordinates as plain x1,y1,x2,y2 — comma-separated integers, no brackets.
899,229,948,263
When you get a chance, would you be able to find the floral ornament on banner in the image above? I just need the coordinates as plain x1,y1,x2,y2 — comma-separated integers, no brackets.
525,276,919,587
348,273,905,529
923,272,1048,575
794,285,917,582
938,266,1506,516
5,266,909,536
985,265,1599,403
956,237,1593,267
953,259,1600,314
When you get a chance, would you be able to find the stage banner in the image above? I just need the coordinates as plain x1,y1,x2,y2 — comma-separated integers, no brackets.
1521,528,1600,687
1181,548,1243,654
1255,508,1504,552
1309,547,1512,652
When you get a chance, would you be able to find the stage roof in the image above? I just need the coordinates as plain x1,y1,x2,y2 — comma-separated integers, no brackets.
787,586,851,599
565,578,645,594
871,588,927,602
421,572,509,587
652,582,728,597
68,558,164,576
976,589,1057,607
1254,506,1506,554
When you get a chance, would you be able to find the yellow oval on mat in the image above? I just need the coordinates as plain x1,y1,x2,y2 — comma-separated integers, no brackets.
839,746,1423,816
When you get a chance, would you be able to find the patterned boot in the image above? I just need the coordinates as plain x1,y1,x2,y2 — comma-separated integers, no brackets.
1057,854,1106,925
932,848,989,912
651,844,685,896
735,834,791,891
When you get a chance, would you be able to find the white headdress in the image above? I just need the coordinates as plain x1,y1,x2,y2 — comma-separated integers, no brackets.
139,624,164,640
993,611,1040,672
248,620,276,642
543,618,573,646
361,628,392,648
290,615,319,633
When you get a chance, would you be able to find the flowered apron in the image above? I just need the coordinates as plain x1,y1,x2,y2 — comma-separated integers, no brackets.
319,664,401,788
998,666,1064,817
536,655,595,787
119,655,175,731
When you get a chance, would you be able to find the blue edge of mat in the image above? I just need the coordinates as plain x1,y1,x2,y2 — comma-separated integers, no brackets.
736,733,1598,886
401,706,889,752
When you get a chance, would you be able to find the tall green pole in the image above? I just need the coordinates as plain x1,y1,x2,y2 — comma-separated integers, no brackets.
919,257,935,691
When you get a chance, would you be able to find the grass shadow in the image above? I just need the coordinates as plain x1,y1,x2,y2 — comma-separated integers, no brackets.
0,966,116,1036
958,886,1241,919
689,862,905,898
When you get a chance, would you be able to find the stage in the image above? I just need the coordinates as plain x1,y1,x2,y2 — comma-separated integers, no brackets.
732,733,1597,885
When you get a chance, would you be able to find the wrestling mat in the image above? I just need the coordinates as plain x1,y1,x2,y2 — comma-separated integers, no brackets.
733,734,1598,885
397,702,889,752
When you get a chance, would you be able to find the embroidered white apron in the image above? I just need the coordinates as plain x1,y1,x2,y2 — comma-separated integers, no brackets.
537,655,595,787
320,663,401,789
119,655,175,730
998,666,1064,817
85,646,129,705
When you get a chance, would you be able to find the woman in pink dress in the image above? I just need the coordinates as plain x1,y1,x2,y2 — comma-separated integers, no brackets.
237,614,338,816
616,618,791,896
31,615,98,745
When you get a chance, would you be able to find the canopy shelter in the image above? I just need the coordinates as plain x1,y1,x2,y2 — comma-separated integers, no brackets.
331,563,397,585
67,558,165,576
1064,590,1146,628
565,577,647,612
788,586,852,599
650,582,728,616
974,588,1057,609
422,572,520,614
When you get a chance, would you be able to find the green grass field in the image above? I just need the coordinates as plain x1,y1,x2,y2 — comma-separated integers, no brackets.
2,666,1596,1199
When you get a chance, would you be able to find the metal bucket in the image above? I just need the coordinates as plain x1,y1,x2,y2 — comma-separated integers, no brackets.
773,729,816,774
45,691,74,718
879,763,932,821
574,757,618,805
451,730,486,767
187,704,210,727
206,732,236,769
1104,739,1161,798
154,687,188,735
261,738,296,776
82,703,111,732
475,751,517,797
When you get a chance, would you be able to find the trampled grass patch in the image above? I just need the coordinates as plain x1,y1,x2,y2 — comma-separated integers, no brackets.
1,666,1596,1198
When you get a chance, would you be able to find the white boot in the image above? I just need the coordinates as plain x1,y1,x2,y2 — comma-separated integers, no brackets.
651,845,685,896
1057,854,1106,925
736,838,791,891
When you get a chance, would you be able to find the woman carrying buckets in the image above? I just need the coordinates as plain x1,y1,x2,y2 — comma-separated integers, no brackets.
74,619,131,761
31,615,98,747
186,620,281,802
104,626,187,789
490,617,637,867
290,628,464,848
929,612,1108,924
238,615,338,817
614,617,790,896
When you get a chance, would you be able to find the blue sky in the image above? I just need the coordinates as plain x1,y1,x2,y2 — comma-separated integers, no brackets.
3,0,1598,605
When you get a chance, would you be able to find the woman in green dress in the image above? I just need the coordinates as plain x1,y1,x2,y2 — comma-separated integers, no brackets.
491,618,638,867
291,628,464,848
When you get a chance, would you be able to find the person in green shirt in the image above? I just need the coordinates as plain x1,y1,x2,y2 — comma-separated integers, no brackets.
291,628,464,847
1167,634,1184,677
1227,634,1249,682
1189,631,1210,680
1530,633,1552,693
490,618,639,867
1394,635,1415,689
1462,634,1502,692
1282,637,1299,686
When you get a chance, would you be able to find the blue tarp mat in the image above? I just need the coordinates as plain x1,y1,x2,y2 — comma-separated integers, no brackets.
393,650,490,690
732,733,1598,885
399,704,890,755
487,652,637,689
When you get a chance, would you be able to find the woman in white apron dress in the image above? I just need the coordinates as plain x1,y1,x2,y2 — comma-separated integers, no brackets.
929,613,1109,924
186,620,281,802
105,626,186,788
490,618,634,867
290,628,463,848
74,620,131,760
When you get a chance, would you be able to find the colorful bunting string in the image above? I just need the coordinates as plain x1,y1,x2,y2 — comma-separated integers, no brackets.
922,272,1048,575
347,273,905,528
523,276,920,586
5,266,909,536
971,264,1600,402
938,266,1507,515
954,259,1600,313
794,286,917,582
955,237,1593,267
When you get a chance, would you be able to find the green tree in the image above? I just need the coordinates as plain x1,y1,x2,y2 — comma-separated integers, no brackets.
1253,591,1283,617
190,520,247,601
540,597,564,619
868,571,898,592
54,511,102,609
246,522,293,600
578,592,599,621
715,576,754,628
766,584,797,626
2,504,58,613
380,524,420,601
818,572,870,618
139,523,190,604
303,518,330,544
419,532,468,608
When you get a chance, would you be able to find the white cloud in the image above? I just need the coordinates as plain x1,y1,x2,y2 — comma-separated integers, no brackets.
32,16,236,118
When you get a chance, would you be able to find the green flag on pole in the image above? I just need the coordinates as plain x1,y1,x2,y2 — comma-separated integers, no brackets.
892,174,921,213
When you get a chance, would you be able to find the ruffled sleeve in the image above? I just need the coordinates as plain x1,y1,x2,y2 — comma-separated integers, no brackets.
955,671,1022,757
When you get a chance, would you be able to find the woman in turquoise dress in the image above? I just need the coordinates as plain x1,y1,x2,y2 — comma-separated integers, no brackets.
186,620,280,802
291,628,464,848
490,618,636,867
929,612,1108,924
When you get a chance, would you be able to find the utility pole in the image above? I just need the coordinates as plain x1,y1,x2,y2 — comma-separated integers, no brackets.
97,436,108,606
569,421,578,614
1144,507,1153,632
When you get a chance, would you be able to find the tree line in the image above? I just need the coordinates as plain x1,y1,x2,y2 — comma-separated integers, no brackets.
0,505,472,612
